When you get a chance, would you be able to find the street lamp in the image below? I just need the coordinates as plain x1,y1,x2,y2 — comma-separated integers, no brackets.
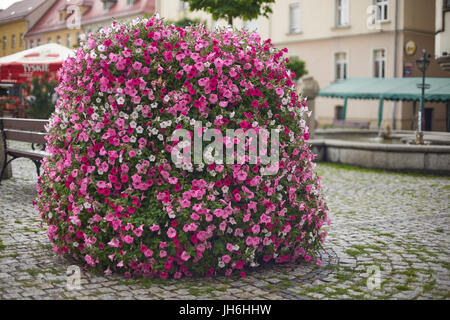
415,49,432,144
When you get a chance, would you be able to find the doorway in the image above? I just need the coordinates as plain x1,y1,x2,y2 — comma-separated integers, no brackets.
424,108,433,131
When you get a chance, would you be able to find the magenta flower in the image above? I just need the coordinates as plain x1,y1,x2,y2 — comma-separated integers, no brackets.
167,227,177,239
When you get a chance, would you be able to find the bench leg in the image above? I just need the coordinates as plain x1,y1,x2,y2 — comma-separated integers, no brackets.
0,158,6,184
0,157,14,184
31,160,41,177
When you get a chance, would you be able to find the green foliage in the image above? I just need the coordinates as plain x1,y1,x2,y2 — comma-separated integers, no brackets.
185,0,275,25
286,57,308,81
168,17,205,28
0,98,17,106
21,74,57,119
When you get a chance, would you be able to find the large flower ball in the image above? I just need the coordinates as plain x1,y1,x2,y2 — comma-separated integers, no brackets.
35,17,330,279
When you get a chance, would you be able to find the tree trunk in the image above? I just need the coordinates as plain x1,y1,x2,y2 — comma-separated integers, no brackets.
228,15,233,26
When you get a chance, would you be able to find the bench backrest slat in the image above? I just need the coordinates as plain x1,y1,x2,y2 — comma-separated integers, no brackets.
4,129,47,144
1,118,47,132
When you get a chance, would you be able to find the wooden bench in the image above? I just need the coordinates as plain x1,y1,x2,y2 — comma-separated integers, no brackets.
0,118,48,183
332,119,371,129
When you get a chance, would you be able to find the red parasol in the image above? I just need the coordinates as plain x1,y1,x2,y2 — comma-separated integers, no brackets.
0,43,74,84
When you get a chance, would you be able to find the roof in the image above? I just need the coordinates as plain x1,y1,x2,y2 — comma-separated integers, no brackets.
27,0,155,36
0,0,47,23
319,78,450,102
0,43,74,64
81,0,155,26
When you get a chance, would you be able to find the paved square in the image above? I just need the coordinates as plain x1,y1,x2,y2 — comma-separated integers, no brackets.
0,143,449,300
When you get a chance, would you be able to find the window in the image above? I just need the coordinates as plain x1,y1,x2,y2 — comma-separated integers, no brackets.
47,37,52,44
29,39,34,48
336,0,349,27
373,49,386,78
335,106,344,120
66,34,71,47
244,18,258,32
2,36,6,49
37,38,41,47
444,0,450,10
335,52,348,80
289,3,301,33
11,35,16,48
179,1,189,10
56,36,61,44
103,0,116,11
375,0,388,22
127,0,136,7
424,108,433,131
20,33,24,47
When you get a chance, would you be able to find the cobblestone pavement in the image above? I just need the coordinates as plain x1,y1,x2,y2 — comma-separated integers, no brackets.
0,142,449,300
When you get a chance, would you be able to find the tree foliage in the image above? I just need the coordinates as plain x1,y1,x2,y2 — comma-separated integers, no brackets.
286,57,308,81
167,17,205,28
21,74,57,119
185,0,275,25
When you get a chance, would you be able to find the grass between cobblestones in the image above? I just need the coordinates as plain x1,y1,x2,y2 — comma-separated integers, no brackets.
0,156,449,300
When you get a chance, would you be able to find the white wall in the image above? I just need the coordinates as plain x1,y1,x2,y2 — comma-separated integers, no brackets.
435,0,450,57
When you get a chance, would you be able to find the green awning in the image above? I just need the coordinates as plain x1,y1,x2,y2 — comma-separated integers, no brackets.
319,78,450,102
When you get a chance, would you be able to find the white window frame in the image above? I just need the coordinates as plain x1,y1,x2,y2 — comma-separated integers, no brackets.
334,52,348,81
179,1,189,10
29,39,34,49
336,0,350,27
127,0,136,7
11,34,16,48
37,38,41,47
289,3,301,34
373,48,387,78
375,0,388,22
66,34,71,47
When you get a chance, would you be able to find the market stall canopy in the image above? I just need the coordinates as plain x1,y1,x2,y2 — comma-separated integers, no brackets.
319,77,450,102
0,43,74,84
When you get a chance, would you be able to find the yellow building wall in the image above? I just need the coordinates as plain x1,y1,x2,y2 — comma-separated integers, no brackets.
25,28,82,49
0,19,28,57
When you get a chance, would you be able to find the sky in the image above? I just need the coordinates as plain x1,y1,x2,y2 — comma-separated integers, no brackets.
0,0,22,11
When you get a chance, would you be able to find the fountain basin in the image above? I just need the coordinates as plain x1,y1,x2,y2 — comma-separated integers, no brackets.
311,130,450,174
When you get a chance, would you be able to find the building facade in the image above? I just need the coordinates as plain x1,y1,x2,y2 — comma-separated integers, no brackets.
263,0,449,131
436,0,450,71
0,0,56,57
25,0,155,49
81,0,155,34
158,0,449,132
